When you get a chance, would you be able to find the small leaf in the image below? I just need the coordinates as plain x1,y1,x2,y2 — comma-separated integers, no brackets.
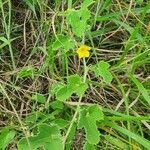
53,119,69,129
75,83,88,97
85,116,100,144
68,75,88,96
50,101,64,110
78,105,104,145
66,1,92,37
50,82,65,96
68,74,81,85
56,86,73,101
79,8,91,21
56,75,88,101
25,112,48,124
25,112,39,123
31,93,46,104
18,124,63,150
52,35,74,51
83,142,96,150
88,105,104,121
18,66,36,79
67,10,86,37
0,128,16,150
92,61,113,83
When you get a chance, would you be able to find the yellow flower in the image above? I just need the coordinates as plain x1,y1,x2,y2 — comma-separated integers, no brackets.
76,45,91,58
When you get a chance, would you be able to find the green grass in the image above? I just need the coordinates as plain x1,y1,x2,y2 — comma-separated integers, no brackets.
0,0,150,150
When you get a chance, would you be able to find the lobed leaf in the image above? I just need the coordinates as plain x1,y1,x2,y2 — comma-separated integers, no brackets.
66,0,93,37
56,75,88,101
52,35,74,51
0,128,16,150
92,61,113,84
18,124,63,150
83,142,96,150
78,105,104,145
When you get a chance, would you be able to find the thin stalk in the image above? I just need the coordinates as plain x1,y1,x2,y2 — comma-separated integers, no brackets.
0,84,31,149
1,0,16,69
63,58,87,147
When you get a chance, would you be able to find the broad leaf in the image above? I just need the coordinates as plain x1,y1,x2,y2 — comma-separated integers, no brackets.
68,74,88,96
78,105,104,145
92,61,113,83
56,75,88,101
68,74,81,85
0,128,16,150
83,142,96,150
56,86,73,101
50,101,64,110
66,10,87,37
53,119,69,129
52,35,74,51
66,0,93,37
18,124,63,150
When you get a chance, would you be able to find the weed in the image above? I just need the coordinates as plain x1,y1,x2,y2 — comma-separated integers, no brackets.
0,0,150,150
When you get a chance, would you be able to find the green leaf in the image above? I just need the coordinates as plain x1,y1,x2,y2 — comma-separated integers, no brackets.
0,128,16,150
25,112,49,124
23,0,38,12
104,135,129,149
25,112,39,123
83,142,96,150
53,119,69,129
68,75,88,97
80,8,91,21
81,0,94,8
52,35,74,51
18,66,36,79
129,73,150,105
66,1,92,37
67,10,86,37
56,86,73,101
88,105,104,121
50,82,65,96
68,74,81,85
104,121,150,150
31,93,46,104
56,75,88,101
92,61,113,83
78,105,104,145
18,124,63,150
0,36,10,45
50,101,64,110
75,83,88,97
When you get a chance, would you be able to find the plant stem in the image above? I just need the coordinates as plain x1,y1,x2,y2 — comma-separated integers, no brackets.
63,58,87,148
